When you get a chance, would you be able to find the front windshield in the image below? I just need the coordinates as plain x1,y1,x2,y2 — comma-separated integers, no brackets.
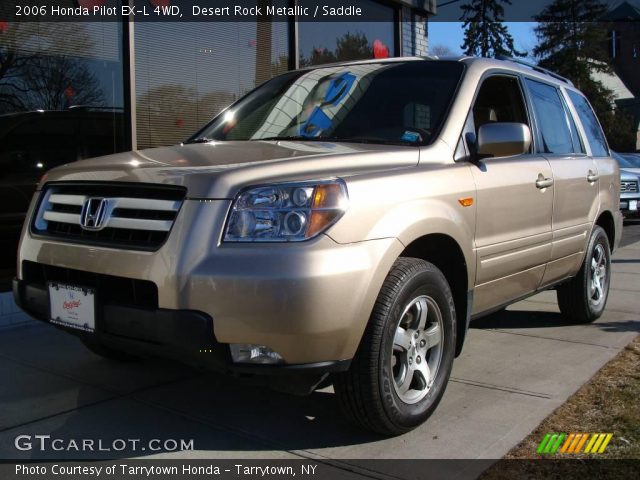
613,152,639,169
621,153,640,168
187,61,464,146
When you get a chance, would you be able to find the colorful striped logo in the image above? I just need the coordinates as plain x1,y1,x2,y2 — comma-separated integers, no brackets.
537,433,613,455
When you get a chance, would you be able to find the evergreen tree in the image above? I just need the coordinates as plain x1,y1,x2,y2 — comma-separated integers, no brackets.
460,0,525,58
534,0,636,151
533,0,611,87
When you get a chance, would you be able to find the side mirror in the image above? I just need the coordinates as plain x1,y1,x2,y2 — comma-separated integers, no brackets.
477,122,532,158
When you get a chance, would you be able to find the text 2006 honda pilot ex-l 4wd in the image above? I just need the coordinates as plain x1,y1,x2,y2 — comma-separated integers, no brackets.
14,57,622,435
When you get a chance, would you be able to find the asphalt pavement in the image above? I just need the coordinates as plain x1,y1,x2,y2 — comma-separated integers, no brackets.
1,220,639,475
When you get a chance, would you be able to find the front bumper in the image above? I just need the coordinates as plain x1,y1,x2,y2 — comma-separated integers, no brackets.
17,196,404,366
620,193,640,216
12,278,351,375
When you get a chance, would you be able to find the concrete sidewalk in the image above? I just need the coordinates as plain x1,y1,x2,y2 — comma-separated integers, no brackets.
0,225,638,474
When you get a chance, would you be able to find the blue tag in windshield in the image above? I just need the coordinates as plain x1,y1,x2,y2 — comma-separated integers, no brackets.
401,131,421,143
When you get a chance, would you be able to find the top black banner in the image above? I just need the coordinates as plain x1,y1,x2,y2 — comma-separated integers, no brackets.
1,0,639,22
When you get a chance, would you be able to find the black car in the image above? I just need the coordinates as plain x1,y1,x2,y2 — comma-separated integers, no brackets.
0,107,124,289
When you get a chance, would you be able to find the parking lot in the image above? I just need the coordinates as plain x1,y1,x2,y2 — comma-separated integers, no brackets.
1,220,639,474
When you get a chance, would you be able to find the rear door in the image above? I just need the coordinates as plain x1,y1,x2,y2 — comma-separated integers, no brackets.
468,74,554,315
523,79,600,287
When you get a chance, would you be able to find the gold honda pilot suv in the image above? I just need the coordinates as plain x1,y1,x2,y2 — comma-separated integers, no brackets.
14,57,622,435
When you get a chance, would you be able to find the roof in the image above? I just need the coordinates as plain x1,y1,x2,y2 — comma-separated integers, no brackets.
293,56,578,93
603,1,640,21
591,69,635,100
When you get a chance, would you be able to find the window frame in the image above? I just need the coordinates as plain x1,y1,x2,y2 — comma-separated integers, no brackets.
457,70,538,162
564,88,611,158
522,76,587,157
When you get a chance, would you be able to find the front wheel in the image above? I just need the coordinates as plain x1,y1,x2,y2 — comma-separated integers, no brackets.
334,257,456,436
557,226,611,323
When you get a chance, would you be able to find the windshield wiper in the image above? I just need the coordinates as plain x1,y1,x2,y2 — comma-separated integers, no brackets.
185,137,213,144
256,135,418,146
338,137,418,146
255,135,331,141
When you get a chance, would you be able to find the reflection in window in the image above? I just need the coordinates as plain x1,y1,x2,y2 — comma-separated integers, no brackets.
298,0,396,67
526,79,575,155
568,90,609,157
195,61,464,146
0,22,123,113
0,21,125,288
135,19,289,149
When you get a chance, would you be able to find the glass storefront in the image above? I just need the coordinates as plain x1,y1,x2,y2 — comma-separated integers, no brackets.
0,0,428,289
298,0,397,67
135,21,289,149
0,21,125,288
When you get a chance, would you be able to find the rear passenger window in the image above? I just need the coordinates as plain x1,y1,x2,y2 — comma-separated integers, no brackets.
567,90,609,157
525,79,576,155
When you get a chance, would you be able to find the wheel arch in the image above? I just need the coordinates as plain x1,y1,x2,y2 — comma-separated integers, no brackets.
595,210,615,251
400,233,471,357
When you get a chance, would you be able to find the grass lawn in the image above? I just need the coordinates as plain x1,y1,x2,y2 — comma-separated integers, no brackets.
481,335,639,478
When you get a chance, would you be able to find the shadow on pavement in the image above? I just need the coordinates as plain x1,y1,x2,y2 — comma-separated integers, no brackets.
29,378,384,459
0,324,389,460
471,309,640,334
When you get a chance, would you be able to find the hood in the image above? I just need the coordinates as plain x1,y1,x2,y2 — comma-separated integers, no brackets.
43,140,424,198
621,168,640,178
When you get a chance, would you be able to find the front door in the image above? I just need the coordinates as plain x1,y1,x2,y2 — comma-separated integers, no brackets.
468,75,554,315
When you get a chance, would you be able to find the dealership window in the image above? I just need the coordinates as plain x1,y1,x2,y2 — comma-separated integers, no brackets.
0,22,125,158
298,0,397,67
0,21,125,288
134,19,289,149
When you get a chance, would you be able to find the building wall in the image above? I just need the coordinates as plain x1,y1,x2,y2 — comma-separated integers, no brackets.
0,2,434,327
402,6,429,56
610,22,640,98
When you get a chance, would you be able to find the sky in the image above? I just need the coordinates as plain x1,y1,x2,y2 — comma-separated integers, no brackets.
429,22,538,60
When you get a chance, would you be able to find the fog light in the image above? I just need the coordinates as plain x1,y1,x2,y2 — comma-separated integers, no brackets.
229,344,284,364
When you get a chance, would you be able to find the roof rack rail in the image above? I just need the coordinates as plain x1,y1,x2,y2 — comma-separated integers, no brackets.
495,55,574,86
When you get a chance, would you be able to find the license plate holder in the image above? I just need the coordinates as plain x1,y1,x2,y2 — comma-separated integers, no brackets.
48,282,96,333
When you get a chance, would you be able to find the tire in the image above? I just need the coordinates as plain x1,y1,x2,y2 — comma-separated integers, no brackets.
557,226,611,323
81,338,140,362
334,257,456,436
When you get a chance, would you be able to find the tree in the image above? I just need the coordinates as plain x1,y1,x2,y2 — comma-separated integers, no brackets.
533,0,611,87
534,0,636,151
430,44,456,57
335,32,371,62
299,32,377,67
0,22,104,113
460,0,526,58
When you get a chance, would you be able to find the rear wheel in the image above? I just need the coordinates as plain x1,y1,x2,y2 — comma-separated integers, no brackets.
334,257,456,435
557,226,611,323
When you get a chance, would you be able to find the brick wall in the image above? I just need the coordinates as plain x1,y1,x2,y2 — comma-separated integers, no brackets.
401,6,429,56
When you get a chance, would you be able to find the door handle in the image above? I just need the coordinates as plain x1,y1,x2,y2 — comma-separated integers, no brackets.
536,174,553,189
587,170,599,183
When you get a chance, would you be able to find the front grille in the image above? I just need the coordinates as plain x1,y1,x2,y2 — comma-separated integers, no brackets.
621,180,639,193
32,183,186,250
22,261,158,309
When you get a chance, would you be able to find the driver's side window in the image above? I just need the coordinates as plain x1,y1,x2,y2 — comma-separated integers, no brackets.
472,75,530,135
458,75,531,160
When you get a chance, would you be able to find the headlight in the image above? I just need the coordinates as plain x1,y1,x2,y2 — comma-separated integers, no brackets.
223,179,348,242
